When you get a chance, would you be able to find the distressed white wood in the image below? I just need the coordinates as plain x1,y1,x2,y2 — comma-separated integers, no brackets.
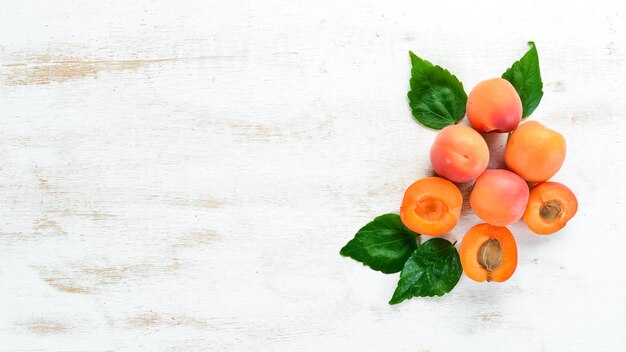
1,0,625,350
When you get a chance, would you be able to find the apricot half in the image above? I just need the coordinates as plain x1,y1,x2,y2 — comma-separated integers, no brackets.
523,182,578,235
467,78,523,133
430,124,489,183
460,224,518,282
400,177,462,236
470,169,529,226
505,121,566,182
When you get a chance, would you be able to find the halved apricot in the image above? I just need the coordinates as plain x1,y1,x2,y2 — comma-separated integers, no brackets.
400,177,462,236
523,182,578,235
460,224,518,282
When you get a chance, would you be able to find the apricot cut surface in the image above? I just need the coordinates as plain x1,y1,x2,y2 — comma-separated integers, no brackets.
469,169,529,226
430,124,489,183
460,224,517,282
467,78,523,133
523,182,578,235
400,177,462,236
505,120,566,182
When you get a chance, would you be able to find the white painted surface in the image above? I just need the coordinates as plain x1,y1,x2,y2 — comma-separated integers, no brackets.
0,0,625,350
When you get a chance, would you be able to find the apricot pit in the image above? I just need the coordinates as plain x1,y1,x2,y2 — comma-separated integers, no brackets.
477,239,502,273
539,200,562,222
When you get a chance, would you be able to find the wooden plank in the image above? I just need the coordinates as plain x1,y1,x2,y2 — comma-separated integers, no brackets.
0,0,625,350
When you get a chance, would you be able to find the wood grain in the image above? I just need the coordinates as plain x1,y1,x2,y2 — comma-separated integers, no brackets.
1,0,625,351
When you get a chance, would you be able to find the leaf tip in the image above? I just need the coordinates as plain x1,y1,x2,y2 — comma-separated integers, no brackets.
388,297,401,305
408,51,419,66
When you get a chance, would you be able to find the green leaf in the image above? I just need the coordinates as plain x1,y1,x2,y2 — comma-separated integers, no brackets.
407,51,468,129
502,41,544,118
389,238,462,304
340,214,419,274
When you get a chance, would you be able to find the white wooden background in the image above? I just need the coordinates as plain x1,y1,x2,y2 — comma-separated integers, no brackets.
1,0,625,351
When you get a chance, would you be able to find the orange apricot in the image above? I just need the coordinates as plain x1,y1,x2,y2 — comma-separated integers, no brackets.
400,177,462,236
505,121,566,182
470,169,529,226
467,78,523,133
460,224,518,282
430,124,489,183
523,182,578,235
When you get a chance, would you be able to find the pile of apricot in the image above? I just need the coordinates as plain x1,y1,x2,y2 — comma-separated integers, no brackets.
400,78,578,283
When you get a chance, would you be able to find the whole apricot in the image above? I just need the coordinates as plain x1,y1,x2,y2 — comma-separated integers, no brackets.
400,177,463,236
467,78,523,133
430,124,489,183
523,182,578,235
505,121,566,182
460,223,518,282
470,169,529,226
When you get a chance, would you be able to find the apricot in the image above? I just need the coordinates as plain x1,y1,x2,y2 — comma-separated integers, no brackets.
470,169,529,226
460,224,518,282
505,121,566,182
400,177,462,236
430,124,489,183
467,78,523,133
523,182,578,235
